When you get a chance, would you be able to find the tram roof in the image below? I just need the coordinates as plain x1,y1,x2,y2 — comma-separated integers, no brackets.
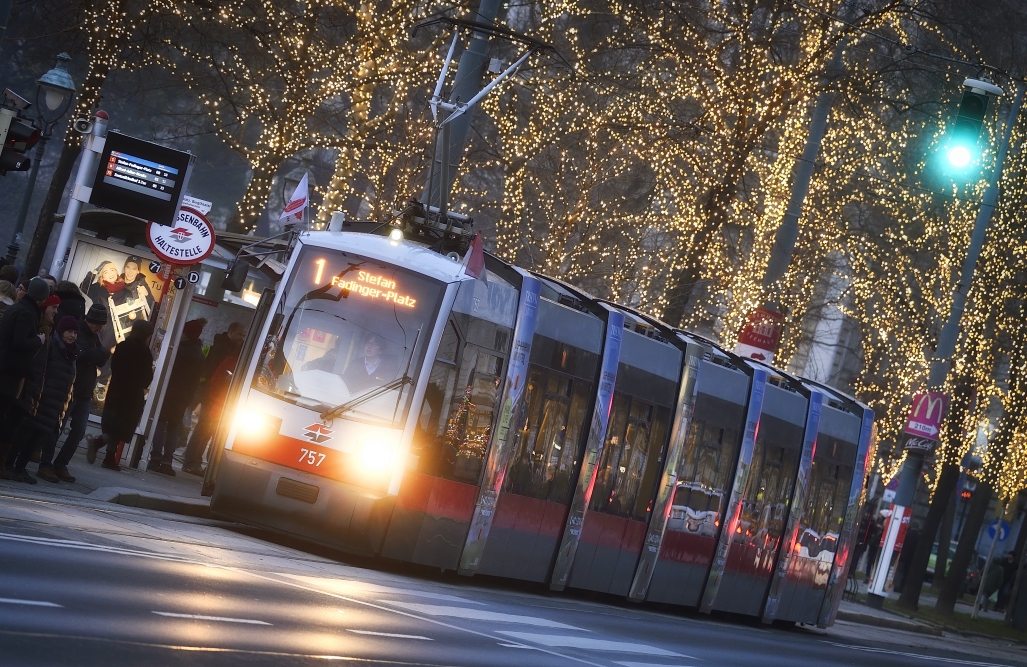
301,231,472,284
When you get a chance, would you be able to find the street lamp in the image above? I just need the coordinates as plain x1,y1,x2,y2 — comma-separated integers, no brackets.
7,53,76,264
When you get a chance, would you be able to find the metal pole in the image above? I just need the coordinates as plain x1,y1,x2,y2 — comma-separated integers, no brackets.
49,111,107,280
972,500,1006,619
7,132,48,263
892,82,1025,512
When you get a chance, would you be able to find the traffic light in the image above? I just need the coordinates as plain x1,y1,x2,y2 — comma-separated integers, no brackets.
0,109,40,174
943,78,1003,171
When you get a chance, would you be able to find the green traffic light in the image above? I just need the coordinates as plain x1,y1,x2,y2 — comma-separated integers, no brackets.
946,144,973,168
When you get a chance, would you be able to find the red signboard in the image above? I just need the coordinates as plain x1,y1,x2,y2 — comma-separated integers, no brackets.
903,391,948,441
735,307,785,363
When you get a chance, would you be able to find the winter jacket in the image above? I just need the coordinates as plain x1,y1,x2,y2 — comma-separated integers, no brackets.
15,330,49,417
205,332,241,384
160,337,205,418
54,287,87,324
0,295,43,400
74,320,111,400
100,335,154,442
32,332,77,433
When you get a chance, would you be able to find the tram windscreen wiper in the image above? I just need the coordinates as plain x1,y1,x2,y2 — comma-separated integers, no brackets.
319,375,413,422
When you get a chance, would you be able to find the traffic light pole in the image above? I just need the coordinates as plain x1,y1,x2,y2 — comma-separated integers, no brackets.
7,130,49,263
867,81,1024,606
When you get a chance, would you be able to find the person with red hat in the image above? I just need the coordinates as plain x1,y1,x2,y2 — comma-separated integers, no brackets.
146,318,206,475
14,316,80,483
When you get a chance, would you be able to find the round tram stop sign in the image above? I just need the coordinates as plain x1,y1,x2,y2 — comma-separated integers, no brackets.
146,207,216,265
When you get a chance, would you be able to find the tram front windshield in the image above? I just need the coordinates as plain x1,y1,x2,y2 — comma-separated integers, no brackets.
254,247,443,426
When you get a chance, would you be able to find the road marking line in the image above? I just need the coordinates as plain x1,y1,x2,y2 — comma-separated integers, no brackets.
823,641,1011,666
0,597,61,607
152,611,271,625
498,643,541,649
347,630,432,640
377,600,585,630
496,632,686,657
279,574,487,605
615,663,698,667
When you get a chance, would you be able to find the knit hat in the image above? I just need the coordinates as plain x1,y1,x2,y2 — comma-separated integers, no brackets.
57,316,78,335
41,294,61,309
182,318,206,341
128,320,154,340
26,276,49,303
84,303,108,324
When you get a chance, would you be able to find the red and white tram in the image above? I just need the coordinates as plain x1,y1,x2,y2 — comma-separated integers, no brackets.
210,227,875,627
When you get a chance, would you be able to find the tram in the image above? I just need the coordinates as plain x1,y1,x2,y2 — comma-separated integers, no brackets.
210,223,877,628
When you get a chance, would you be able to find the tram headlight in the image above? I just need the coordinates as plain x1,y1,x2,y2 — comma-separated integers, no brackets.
355,438,399,475
236,408,271,436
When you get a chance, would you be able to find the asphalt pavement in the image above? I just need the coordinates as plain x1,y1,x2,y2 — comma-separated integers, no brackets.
0,488,1024,667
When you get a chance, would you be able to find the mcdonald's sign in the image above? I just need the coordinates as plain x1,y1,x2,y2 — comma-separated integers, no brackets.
902,391,948,441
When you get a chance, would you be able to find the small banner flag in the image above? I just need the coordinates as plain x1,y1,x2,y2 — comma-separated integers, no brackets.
280,173,309,229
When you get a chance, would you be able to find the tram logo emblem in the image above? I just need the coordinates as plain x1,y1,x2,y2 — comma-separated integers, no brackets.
302,423,333,444
169,227,193,243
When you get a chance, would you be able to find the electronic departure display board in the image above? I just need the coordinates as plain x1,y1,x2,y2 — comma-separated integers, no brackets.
90,132,193,226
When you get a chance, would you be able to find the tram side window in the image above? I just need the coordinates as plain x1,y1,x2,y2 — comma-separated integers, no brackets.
410,308,512,484
590,394,671,521
734,418,801,550
670,417,741,536
800,436,855,559
503,367,592,504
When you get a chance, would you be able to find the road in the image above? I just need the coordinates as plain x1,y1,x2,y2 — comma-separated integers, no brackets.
0,488,1023,667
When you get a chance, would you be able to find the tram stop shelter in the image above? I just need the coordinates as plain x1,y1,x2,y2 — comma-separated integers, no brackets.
54,209,288,470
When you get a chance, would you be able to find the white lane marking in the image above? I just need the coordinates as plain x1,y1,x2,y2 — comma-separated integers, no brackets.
152,611,271,625
279,573,487,604
616,663,698,667
347,629,432,640
499,643,541,649
496,632,686,657
0,597,62,607
377,600,585,630
823,642,1012,666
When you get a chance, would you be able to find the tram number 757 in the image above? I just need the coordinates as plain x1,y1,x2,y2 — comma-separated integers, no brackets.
298,448,327,467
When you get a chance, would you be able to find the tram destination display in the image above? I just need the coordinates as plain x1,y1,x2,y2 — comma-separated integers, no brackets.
89,132,192,226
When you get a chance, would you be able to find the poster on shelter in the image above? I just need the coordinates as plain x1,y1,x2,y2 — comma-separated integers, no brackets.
67,240,168,413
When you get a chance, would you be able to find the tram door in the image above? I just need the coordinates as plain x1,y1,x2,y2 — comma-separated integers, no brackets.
710,380,808,616
567,328,682,596
769,399,861,624
381,275,519,569
646,355,751,607
474,297,603,581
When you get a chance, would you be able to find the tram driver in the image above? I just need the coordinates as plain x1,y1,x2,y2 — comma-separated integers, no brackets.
302,331,399,394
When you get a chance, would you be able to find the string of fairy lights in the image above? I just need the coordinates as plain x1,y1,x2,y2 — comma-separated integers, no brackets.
68,0,1027,497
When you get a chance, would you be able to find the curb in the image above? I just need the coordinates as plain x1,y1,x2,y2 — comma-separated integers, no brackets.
836,610,944,636
88,487,212,519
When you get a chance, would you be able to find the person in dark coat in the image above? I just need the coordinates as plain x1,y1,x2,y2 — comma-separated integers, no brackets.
68,305,111,475
15,317,79,484
4,289,60,483
0,280,16,319
0,278,49,480
147,318,206,476
54,280,87,324
89,320,154,471
182,322,246,475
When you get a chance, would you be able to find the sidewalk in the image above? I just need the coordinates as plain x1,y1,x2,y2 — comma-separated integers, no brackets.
0,423,211,517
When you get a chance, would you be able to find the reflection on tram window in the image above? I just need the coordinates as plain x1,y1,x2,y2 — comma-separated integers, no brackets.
794,435,855,566
253,248,443,426
590,395,671,521
410,279,517,484
733,417,801,552
503,367,591,504
668,418,741,536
